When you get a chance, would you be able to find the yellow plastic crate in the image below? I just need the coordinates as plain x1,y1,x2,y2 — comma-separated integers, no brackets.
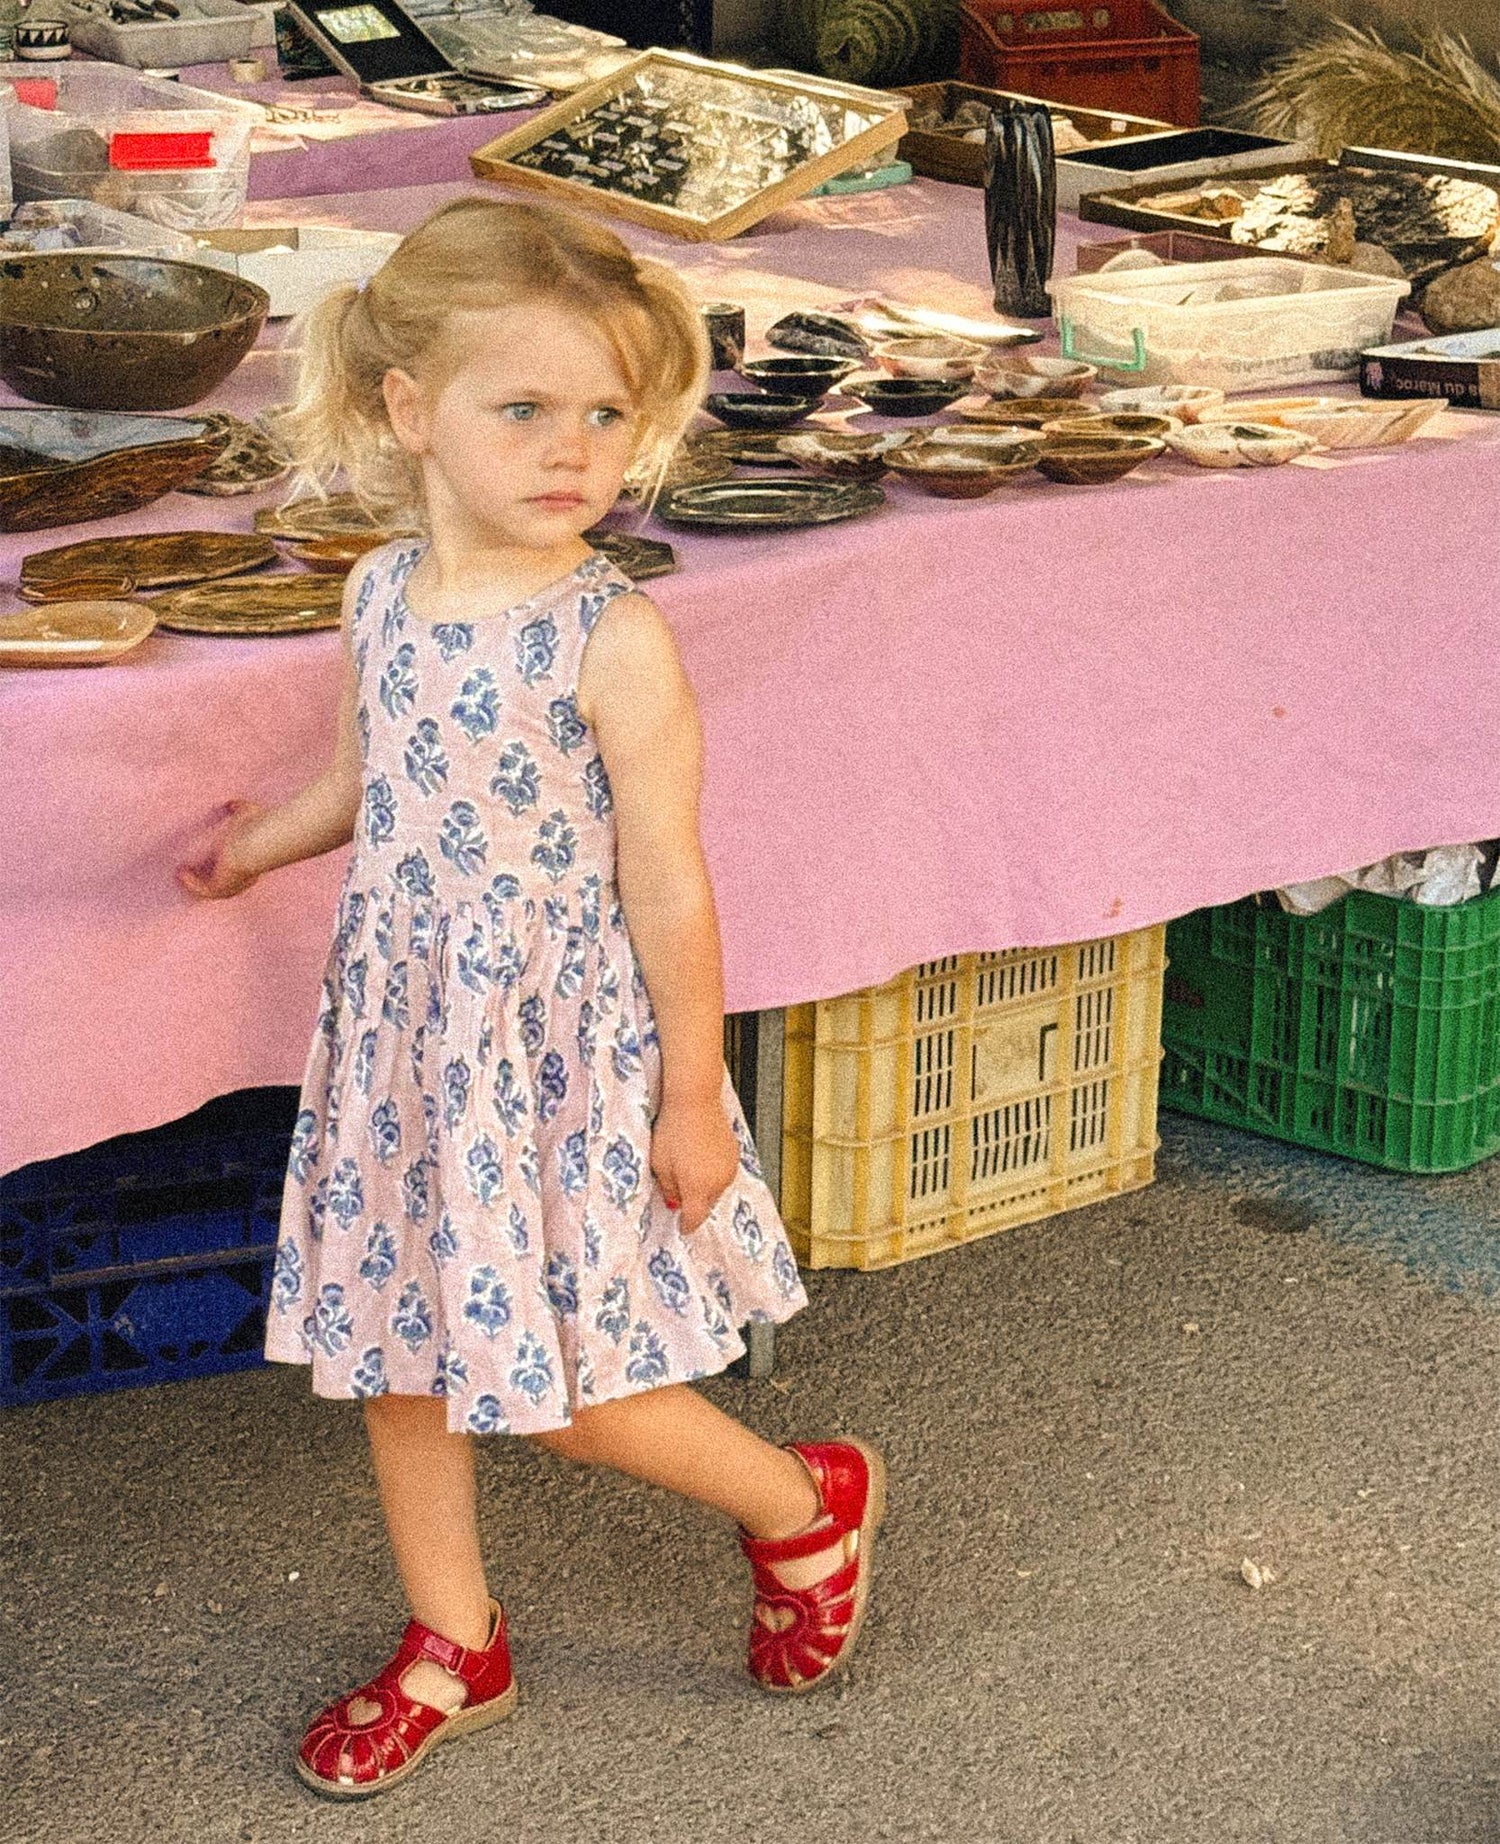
781,926,1166,1270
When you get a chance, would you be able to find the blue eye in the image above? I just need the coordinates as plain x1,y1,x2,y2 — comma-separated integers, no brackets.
500,403,538,422
588,406,626,427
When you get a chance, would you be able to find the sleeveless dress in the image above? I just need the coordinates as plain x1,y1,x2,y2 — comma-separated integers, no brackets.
264,540,807,1435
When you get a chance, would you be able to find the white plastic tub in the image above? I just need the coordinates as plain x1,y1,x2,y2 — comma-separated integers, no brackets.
1049,257,1411,392
190,226,402,317
59,0,277,69
2,63,258,232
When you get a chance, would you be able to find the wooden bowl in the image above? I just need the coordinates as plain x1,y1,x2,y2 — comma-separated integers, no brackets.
0,253,269,411
1035,432,1163,484
0,407,225,533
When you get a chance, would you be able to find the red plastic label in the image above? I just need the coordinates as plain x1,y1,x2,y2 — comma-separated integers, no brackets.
109,131,217,172
13,78,58,108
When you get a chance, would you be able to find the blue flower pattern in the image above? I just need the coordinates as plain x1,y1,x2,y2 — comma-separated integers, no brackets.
267,542,804,1433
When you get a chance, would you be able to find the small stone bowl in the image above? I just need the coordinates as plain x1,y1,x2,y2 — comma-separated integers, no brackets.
1098,384,1225,424
776,429,914,479
1035,432,1163,485
916,427,1045,467
957,395,1099,429
846,376,968,418
870,335,986,381
738,356,858,398
885,447,1029,497
974,352,1097,400
703,391,818,431
1039,411,1180,441
1165,421,1317,469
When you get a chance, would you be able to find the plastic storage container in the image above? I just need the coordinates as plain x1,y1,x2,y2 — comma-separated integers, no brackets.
0,197,194,257
3,63,257,231
960,0,1200,128
1161,891,1500,1173
780,927,1165,1270
1048,256,1410,390
59,0,277,69
1,1088,296,1407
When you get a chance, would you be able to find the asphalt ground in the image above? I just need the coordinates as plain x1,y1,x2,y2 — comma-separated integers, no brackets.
5,1112,1500,1844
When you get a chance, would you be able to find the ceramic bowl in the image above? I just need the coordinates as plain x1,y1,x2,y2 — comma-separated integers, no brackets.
1098,384,1225,424
1039,411,1181,440
846,376,968,417
703,391,818,430
737,356,858,398
1165,421,1317,469
957,395,1100,429
0,254,269,412
871,335,986,381
1199,397,1335,428
974,352,1097,400
776,430,913,478
885,447,1028,497
1035,432,1163,485
1272,398,1449,449
916,427,1044,469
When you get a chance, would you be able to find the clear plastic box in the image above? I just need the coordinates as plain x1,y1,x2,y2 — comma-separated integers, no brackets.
58,0,277,70
0,197,194,257
1049,256,1411,392
2,63,258,232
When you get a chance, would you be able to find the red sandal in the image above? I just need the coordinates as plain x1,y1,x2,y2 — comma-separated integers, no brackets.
295,1599,517,1799
739,1439,887,1694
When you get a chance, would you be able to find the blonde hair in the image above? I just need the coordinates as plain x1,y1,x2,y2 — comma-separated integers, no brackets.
274,196,710,521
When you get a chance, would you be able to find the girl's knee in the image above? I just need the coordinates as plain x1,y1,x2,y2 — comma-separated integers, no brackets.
533,1410,607,1465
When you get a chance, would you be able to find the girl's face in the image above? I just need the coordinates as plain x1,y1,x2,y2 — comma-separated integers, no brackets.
384,300,643,552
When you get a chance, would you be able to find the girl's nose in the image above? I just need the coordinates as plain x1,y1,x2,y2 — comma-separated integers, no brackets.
547,423,591,470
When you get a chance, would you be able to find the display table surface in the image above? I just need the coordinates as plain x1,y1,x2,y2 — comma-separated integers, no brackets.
180,62,528,200
4,171,1497,1175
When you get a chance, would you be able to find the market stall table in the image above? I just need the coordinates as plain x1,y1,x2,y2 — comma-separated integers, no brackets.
4,173,1499,1182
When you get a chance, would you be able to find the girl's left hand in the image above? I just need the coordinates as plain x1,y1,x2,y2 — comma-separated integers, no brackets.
650,1097,740,1235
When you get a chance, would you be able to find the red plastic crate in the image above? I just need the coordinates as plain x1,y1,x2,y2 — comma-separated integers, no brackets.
965,0,1148,48
960,0,1200,127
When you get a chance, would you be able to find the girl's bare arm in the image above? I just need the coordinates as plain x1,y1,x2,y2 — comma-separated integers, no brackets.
178,583,365,899
581,593,739,1230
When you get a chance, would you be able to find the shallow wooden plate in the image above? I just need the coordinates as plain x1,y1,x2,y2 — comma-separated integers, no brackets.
152,573,346,635
274,534,391,573
0,599,156,667
20,531,277,602
255,494,420,545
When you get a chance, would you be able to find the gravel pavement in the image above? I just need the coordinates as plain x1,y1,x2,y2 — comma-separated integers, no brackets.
5,1114,1500,1844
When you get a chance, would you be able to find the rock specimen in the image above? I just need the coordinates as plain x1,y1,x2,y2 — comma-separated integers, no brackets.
1420,256,1500,332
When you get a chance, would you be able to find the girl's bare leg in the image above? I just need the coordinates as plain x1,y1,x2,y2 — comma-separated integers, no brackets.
533,1384,843,1588
364,1393,494,1711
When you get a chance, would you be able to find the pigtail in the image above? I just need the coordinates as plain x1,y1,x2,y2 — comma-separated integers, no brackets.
272,280,422,525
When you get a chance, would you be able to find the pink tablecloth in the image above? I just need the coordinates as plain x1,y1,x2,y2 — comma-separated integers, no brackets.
4,174,1498,1173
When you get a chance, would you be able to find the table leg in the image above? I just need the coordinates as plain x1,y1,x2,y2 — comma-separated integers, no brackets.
725,1007,785,1381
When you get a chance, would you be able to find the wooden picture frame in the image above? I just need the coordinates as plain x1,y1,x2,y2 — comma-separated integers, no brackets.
469,49,908,242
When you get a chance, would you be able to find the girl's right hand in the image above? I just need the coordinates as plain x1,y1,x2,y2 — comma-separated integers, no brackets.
177,800,267,900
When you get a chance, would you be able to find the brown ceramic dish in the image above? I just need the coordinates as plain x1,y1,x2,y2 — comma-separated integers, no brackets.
20,531,277,600
0,408,224,533
0,254,269,412
1035,432,1164,484
0,599,157,668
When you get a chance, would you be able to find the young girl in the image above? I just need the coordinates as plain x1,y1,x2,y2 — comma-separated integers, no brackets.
178,197,885,1799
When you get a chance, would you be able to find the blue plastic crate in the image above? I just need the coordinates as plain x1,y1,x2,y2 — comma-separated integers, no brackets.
1,1088,297,1407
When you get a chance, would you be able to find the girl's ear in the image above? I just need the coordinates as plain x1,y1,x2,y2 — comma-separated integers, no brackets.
382,367,429,457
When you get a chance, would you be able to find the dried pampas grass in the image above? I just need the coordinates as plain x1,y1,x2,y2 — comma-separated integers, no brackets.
1239,23,1500,166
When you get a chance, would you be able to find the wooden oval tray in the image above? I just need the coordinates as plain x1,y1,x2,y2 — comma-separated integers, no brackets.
0,599,156,667
151,573,345,636
21,531,277,602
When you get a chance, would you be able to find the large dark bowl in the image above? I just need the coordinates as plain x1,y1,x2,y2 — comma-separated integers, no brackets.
703,391,818,431
0,254,270,411
738,355,858,398
846,376,967,418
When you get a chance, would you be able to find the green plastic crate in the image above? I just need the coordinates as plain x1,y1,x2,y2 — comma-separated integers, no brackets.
1161,888,1500,1173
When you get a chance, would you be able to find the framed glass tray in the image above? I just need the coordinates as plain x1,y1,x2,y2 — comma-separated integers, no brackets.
469,49,908,242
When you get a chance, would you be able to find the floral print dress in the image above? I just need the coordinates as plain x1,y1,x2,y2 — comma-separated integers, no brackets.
265,541,806,1434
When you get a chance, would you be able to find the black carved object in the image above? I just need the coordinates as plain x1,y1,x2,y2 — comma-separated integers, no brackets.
984,101,1057,319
